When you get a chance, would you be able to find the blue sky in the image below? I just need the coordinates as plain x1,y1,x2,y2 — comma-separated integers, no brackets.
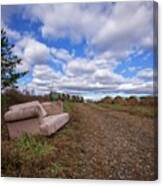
1,1,156,100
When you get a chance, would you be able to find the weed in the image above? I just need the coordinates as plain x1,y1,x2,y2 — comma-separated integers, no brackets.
16,134,54,160
50,162,64,176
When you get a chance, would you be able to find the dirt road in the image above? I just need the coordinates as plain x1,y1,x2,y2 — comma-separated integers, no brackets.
67,103,157,180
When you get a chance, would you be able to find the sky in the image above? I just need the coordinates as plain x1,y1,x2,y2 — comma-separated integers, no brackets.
1,1,157,100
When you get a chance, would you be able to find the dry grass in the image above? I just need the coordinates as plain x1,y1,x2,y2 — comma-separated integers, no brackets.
96,102,156,118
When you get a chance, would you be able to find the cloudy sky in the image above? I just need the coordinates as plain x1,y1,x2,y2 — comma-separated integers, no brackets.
1,1,156,100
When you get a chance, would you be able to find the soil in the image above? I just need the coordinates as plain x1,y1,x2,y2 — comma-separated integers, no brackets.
66,103,157,180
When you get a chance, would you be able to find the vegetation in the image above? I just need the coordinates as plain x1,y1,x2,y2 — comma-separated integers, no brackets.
49,92,84,103
16,134,54,159
96,102,155,118
1,91,157,179
1,29,27,90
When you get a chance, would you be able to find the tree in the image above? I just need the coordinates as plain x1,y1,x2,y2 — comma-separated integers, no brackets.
1,29,27,90
80,96,84,103
66,94,70,101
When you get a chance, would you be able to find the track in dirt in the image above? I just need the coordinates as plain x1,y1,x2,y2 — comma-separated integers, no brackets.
70,103,157,180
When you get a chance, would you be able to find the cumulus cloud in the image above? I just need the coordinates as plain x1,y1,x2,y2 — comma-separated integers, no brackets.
1,20,21,41
136,68,153,80
23,3,108,43
92,2,153,52
4,26,21,40
14,35,154,96
26,64,61,95
94,69,124,85
23,2,153,54
13,36,73,73
13,36,50,71
1,2,155,97
66,58,96,77
51,48,73,62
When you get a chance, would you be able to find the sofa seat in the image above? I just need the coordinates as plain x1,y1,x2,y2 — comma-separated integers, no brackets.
40,113,69,136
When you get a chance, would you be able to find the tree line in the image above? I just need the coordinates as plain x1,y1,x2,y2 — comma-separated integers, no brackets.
50,92,84,102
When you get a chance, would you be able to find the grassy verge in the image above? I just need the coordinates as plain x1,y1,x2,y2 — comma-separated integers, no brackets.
16,134,54,159
95,103,155,118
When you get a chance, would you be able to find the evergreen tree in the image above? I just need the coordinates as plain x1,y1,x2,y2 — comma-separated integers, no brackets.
1,29,27,90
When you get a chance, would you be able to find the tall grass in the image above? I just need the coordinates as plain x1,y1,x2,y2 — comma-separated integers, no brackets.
16,134,54,160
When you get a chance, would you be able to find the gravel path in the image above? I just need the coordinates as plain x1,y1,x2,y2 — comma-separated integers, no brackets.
72,103,157,180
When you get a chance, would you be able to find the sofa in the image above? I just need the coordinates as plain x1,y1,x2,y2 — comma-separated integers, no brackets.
4,101,69,139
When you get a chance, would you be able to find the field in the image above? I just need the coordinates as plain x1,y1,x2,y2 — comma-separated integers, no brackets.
1,95,157,180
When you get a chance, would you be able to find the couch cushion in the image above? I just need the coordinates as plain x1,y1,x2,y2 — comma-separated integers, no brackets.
9,101,47,117
4,106,40,122
41,101,63,115
40,113,69,136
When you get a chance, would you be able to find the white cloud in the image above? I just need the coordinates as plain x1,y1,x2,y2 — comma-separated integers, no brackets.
23,1,153,55
51,47,73,62
1,21,21,40
92,2,153,52
94,68,124,85
26,64,61,95
66,58,96,77
2,2,155,97
128,66,136,72
136,68,153,80
14,36,50,68
23,3,108,43
13,36,72,73
5,26,21,40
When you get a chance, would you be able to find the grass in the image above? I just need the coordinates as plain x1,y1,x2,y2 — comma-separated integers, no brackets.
63,101,74,112
96,102,155,118
50,162,64,176
16,134,54,160
1,134,55,177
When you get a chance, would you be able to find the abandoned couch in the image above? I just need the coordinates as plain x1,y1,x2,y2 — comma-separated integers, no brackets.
4,101,70,139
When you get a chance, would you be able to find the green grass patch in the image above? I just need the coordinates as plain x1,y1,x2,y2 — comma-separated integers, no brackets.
16,134,54,160
63,101,74,112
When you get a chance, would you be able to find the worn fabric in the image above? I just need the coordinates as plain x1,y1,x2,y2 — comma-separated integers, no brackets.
40,113,69,136
9,101,47,117
4,106,40,122
6,118,40,139
41,101,63,115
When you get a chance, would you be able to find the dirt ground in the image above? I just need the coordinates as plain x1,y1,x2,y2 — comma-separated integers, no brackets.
1,102,157,180
70,103,157,180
